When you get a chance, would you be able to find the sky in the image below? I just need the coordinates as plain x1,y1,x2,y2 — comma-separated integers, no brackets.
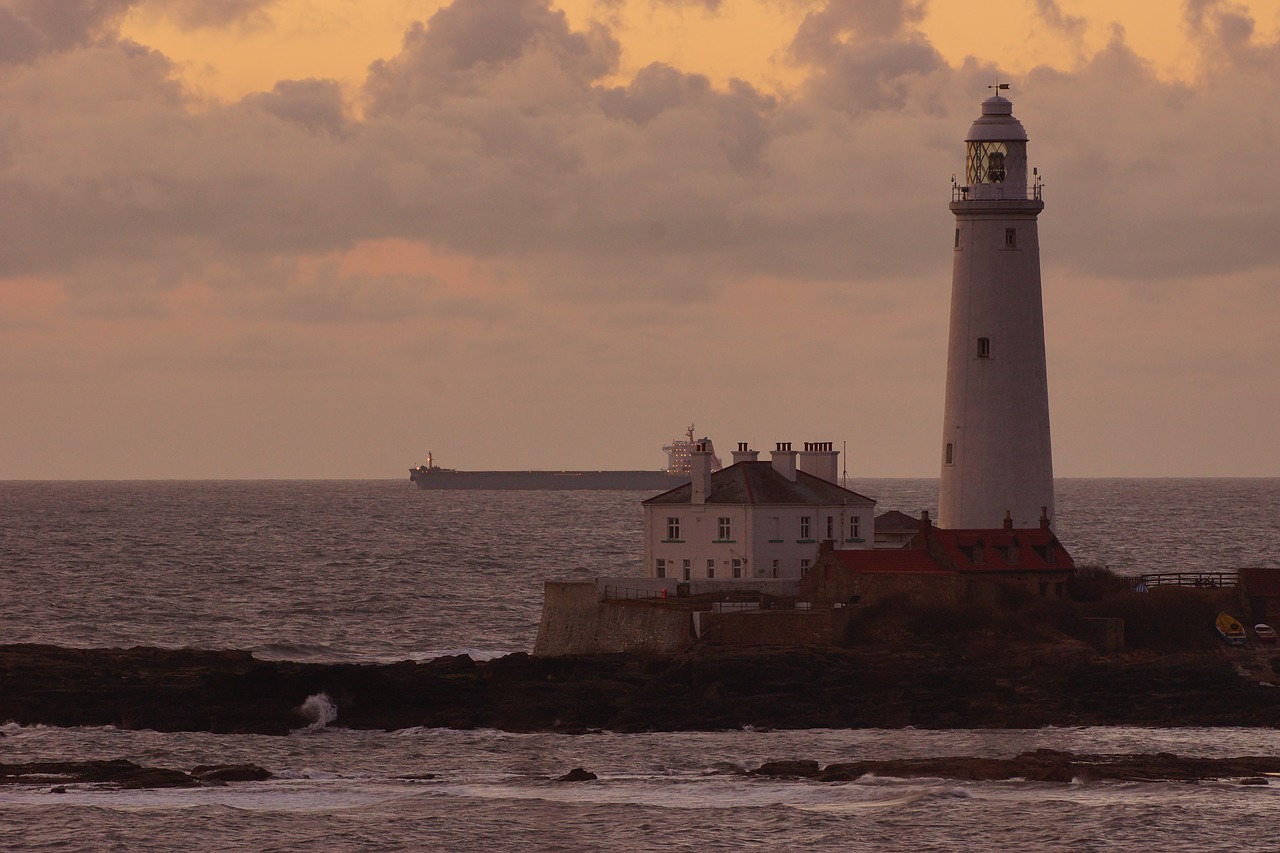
3,0,1280,479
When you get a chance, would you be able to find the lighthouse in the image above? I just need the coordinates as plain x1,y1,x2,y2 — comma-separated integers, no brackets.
938,89,1054,530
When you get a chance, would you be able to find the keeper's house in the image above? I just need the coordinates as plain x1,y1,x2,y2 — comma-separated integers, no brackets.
642,441,876,582
802,509,1075,606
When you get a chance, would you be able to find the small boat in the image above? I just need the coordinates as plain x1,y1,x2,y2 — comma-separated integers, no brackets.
1255,623,1277,644
1216,612,1247,646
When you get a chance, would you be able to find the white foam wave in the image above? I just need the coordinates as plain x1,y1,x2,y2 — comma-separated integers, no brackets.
297,692,337,730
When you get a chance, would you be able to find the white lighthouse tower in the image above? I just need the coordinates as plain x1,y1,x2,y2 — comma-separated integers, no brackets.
938,88,1054,529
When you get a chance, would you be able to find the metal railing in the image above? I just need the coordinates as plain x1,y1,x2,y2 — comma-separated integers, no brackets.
951,183,1043,202
602,585,666,601
1132,571,1239,590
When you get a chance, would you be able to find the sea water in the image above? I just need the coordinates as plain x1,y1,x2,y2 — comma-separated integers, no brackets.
1,479,1279,851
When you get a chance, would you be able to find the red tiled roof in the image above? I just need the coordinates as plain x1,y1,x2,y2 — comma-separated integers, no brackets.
929,527,1074,573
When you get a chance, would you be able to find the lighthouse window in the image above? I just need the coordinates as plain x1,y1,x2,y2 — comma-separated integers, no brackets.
1005,228,1017,248
977,337,991,358
954,228,961,248
945,443,954,465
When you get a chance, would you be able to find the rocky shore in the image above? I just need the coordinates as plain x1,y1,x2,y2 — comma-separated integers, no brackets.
2,642,1278,734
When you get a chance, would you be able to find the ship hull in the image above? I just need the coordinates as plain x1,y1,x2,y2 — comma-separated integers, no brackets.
410,468,687,491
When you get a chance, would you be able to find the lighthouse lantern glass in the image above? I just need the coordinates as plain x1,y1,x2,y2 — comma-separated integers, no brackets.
967,141,1010,184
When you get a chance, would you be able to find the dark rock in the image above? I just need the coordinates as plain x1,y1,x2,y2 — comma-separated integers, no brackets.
555,768,597,782
191,764,272,783
752,760,820,778
3,643,1280,735
1,760,196,789
816,750,1280,784
49,786,66,794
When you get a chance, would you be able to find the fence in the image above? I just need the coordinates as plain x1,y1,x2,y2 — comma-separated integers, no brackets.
602,585,667,601
1133,571,1238,590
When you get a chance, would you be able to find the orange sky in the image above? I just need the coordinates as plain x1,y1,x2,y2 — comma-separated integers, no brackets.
122,0,1280,102
5,0,1280,479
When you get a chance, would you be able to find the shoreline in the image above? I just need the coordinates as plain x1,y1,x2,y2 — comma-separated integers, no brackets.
2,643,1278,735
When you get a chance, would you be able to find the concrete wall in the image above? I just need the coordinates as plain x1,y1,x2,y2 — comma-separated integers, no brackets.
696,609,838,646
534,581,694,656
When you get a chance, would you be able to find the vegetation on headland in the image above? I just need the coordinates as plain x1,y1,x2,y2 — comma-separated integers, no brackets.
839,566,1231,654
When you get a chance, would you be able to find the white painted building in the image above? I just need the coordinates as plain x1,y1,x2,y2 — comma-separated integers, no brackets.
642,442,876,581
939,90,1056,529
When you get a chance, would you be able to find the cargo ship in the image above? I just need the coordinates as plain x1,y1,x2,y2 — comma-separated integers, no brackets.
409,427,720,491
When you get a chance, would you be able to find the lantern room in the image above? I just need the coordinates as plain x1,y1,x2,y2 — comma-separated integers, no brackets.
962,94,1030,200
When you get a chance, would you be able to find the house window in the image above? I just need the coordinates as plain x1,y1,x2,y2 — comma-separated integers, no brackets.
683,560,691,581
800,517,811,539
732,558,742,579
656,559,666,579
945,442,954,465
1038,582,1049,597
800,559,811,577
1055,582,1065,598
850,517,860,539
1005,227,1016,248
771,559,779,578
707,559,715,579
666,517,681,540
826,516,834,540
718,517,731,540
977,337,991,359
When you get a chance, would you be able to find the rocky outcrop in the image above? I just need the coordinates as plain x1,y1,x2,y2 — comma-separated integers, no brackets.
1,643,1278,735
799,750,1280,783
0,760,272,789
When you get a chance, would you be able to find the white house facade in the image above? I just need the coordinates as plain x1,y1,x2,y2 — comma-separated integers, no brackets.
642,443,876,581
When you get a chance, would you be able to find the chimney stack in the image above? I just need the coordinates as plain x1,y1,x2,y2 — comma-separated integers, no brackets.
731,442,759,464
770,442,798,481
797,441,840,483
691,441,714,504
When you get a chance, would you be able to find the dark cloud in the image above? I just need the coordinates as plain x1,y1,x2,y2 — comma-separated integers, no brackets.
242,78,352,138
789,0,943,111
0,0,133,59
364,0,620,114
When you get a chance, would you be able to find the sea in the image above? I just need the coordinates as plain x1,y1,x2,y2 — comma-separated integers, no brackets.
1,478,1279,851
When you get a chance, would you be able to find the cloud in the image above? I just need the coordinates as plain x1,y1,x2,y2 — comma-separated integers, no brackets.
242,78,352,138
146,0,274,29
1032,0,1087,40
365,0,620,113
0,0,134,60
788,0,943,111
